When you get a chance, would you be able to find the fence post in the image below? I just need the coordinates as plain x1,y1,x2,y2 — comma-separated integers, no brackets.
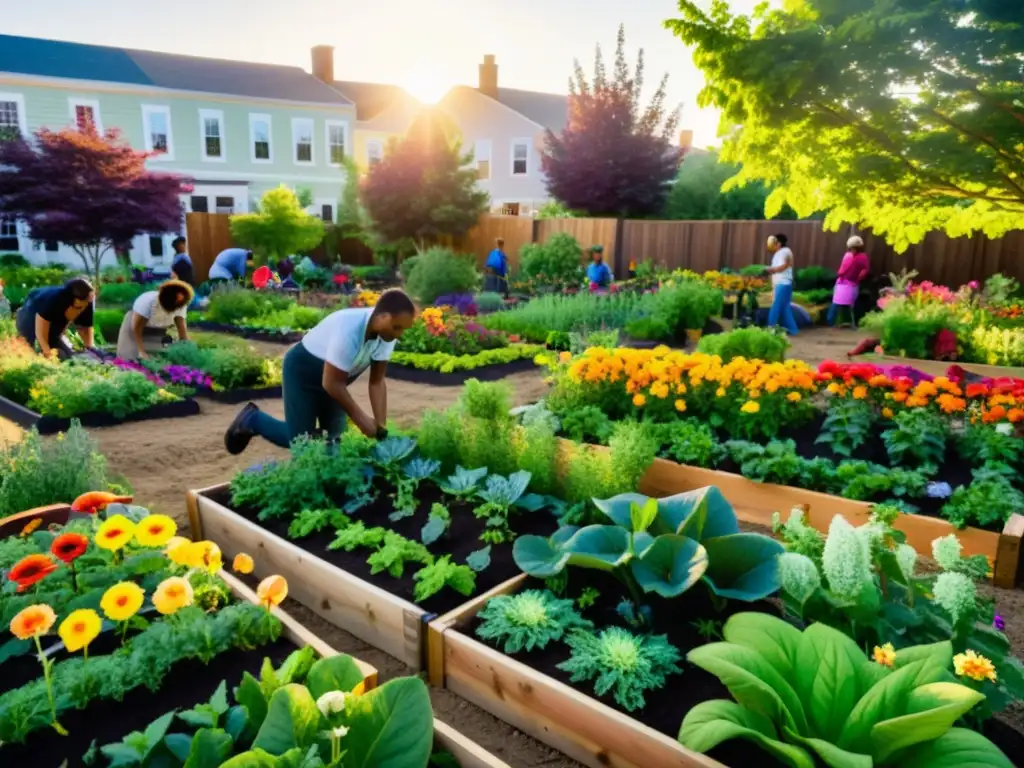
612,218,626,278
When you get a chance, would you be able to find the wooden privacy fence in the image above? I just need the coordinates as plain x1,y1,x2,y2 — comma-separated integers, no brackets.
185,213,233,284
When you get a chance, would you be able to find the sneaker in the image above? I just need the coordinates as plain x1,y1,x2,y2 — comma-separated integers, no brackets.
225,402,259,455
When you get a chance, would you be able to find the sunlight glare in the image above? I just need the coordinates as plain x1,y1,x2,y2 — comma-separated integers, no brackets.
401,72,450,105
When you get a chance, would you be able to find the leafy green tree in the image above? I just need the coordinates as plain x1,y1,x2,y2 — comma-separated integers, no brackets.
666,1,1024,251
229,185,325,265
663,151,799,220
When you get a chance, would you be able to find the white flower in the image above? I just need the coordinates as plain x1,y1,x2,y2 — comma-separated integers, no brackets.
778,552,821,605
316,691,348,718
932,534,963,572
855,521,886,553
932,572,977,625
821,516,873,602
996,422,1013,436
895,544,917,581
331,725,350,739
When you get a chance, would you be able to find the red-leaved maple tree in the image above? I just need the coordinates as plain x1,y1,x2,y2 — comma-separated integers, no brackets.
0,126,191,283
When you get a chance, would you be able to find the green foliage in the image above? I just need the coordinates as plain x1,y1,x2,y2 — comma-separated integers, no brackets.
475,291,505,313
680,614,1009,766
665,2,1024,251
328,521,387,552
460,379,512,421
882,409,948,469
390,344,540,373
0,252,29,267
0,421,109,516
663,419,721,467
412,556,476,603
366,531,433,578
956,423,1022,478
24,360,175,419
558,627,682,712
97,281,151,307
229,186,325,264
288,508,351,540
624,281,723,337
519,233,584,286
794,266,838,292
816,398,875,459
560,405,614,444
475,590,593,654
663,150,797,220
862,300,959,360
696,327,788,363
420,503,452,546
403,247,480,304
473,470,535,544
205,287,293,326
92,308,126,343
967,324,1024,367
941,475,1024,529
158,337,279,390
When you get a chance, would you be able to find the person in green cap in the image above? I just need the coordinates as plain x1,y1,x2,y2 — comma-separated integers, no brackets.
586,245,613,290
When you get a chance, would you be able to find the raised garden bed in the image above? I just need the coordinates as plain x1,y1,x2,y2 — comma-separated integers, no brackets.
386,356,539,386
0,393,200,434
188,481,544,670
853,353,1024,380
191,383,283,404
192,320,303,344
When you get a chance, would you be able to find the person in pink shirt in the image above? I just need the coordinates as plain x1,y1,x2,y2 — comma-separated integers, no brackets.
828,235,870,328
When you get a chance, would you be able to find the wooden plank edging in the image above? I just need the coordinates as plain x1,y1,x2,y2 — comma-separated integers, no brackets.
433,720,512,768
852,353,1024,380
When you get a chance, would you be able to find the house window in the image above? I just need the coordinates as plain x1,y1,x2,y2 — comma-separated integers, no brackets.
475,139,492,180
199,109,225,160
190,196,209,213
69,99,102,133
0,218,18,251
149,236,164,257
325,121,348,166
292,118,314,164
141,105,173,159
321,204,333,222
501,203,521,216
511,140,529,175
215,196,234,214
249,113,272,163
366,139,383,167
0,93,26,139
45,240,59,252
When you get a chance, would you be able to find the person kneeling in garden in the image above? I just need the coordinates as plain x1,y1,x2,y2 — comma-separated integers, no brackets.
223,288,416,453
586,245,613,290
116,280,194,360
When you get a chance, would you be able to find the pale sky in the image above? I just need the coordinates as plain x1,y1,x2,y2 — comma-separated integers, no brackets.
3,0,764,147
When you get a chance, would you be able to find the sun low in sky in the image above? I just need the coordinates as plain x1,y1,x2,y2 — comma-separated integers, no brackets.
400,71,453,105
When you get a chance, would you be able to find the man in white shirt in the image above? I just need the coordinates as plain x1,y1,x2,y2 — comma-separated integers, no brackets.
224,289,416,452
116,280,193,360
763,233,799,336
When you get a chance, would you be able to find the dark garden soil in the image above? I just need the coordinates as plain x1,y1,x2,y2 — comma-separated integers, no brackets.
193,320,303,344
192,384,283,404
386,357,539,387
1,636,295,768
465,570,788,768
2,628,144,696
206,480,561,615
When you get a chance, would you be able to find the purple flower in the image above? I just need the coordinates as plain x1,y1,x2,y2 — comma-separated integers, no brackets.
926,481,953,499
994,614,1005,631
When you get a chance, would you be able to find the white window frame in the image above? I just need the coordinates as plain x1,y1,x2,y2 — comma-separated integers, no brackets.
69,98,102,133
249,113,273,164
511,138,530,176
474,139,492,180
292,117,315,166
366,138,383,167
199,108,226,162
140,104,174,160
0,92,28,136
324,120,349,167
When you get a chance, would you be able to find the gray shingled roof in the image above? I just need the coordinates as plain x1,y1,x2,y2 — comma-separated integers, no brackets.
496,87,568,133
0,34,353,106
332,81,416,121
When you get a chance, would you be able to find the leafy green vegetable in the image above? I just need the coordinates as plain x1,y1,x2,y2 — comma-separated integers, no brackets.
466,545,492,573
882,409,948,469
420,503,451,546
337,677,433,768
328,522,387,552
366,532,433,578
475,590,593,653
412,556,476,603
816,398,874,459
474,470,534,543
438,466,488,499
287,508,351,540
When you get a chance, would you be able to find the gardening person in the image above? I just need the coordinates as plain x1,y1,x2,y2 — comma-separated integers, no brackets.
223,288,417,453
170,236,194,287
207,247,253,284
763,234,799,336
484,238,508,295
15,277,96,359
116,280,194,360
828,235,871,329
586,245,613,289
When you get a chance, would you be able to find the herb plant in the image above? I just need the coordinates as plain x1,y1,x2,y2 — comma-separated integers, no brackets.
328,522,387,552
476,590,593,653
956,423,1022,477
941,475,1024,529
366,532,433,578
287,508,350,540
412,556,476,603
882,408,948,469
663,419,721,467
560,406,615,444
816,398,874,458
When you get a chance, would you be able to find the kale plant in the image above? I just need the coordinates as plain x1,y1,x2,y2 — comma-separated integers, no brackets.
557,627,682,712
438,466,488,499
389,457,441,521
412,556,476,603
287,508,350,540
475,590,593,653
816,398,875,458
473,470,542,544
366,532,433,578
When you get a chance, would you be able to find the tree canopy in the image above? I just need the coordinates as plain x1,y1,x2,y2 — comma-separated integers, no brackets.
0,127,187,282
666,0,1024,251
230,186,325,265
663,150,798,220
542,24,683,218
361,110,488,251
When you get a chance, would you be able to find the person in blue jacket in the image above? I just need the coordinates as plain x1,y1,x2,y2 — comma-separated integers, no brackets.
484,238,508,295
586,245,613,289
207,247,253,283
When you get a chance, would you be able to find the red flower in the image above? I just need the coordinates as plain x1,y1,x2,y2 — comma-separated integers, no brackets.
965,383,988,399
51,533,89,564
8,554,58,592
71,491,132,514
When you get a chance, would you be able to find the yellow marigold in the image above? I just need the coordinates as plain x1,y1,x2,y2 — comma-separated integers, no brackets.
153,577,194,615
633,393,646,407
165,536,192,565
827,382,841,394
134,515,178,548
96,515,135,551
852,386,868,400
715,387,727,398
232,553,255,575
257,575,288,608
953,650,997,683
58,609,101,653
882,407,894,419
186,541,223,574
100,582,145,622
650,382,670,400
674,399,687,412
872,643,896,668
740,401,761,414
787,392,802,403
558,351,571,363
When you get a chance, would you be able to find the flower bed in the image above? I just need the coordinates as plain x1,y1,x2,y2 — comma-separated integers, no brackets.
430,490,1021,768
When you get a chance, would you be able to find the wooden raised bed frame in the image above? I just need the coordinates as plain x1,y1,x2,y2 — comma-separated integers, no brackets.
428,576,725,768
853,353,1024,380
187,485,526,671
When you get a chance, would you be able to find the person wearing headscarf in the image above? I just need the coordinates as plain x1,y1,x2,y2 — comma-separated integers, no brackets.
116,280,194,360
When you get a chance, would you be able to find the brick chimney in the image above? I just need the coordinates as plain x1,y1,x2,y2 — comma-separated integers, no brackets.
678,129,694,152
311,45,335,84
479,55,498,99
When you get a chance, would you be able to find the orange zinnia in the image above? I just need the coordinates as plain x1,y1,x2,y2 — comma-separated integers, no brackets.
51,533,89,564
70,491,133,514
10,604,57,639
256,575,288,608
8,554,58,592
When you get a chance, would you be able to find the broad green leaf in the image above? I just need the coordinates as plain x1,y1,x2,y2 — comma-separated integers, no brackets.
630,535,708,598
656,487,739,539
794,623,865,743
678,700,815,768
226,705,250,742
209,681,230,715
701,533,783,601
899,727,1014,767
512,535,571,577
143,710,178,750
893,641,952,672
184,728,234,768
99,743,145,767
838,660,928,753
165,733,193,762
179,708,218,728
721,613,801,683
630,498,659,534
592,492,649,528
276,647,317,687
220,748,294,768
341,677,433,768
235,672,269,736
0,637,30,664
563,525,632,571
252,684,321,756
687,642,807,735
869,682,986,762
306,654,367,700
783,727,871,768
515,493,547,513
